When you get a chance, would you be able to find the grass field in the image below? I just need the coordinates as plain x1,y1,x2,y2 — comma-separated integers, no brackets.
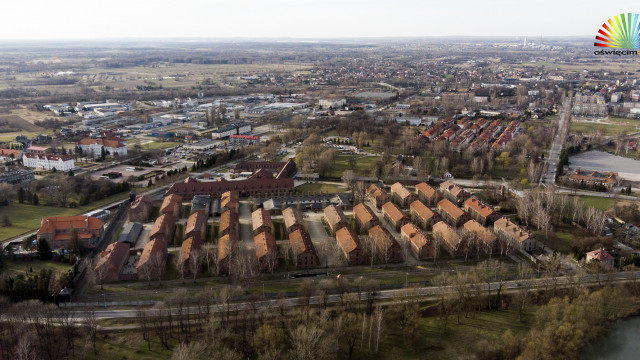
0,130,51,142
295,182,347,194
579,196,615,211
570,121,638,136
326,154,378,178
0,192,130,242
127,139,182,150
0,259,72,278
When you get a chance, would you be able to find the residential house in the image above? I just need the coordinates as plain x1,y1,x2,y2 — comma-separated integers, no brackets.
400,222,420,243
437,199,471,227
410,200,440,230
410,231,434,260
149,213,176,245
254,232,278,271
219,210,239,238
137,239,168,280
415,182,443,206
439,181,471,205
354,203,380,232
494,218,538,252
94,242,130,282
382,201,410,231
252,208,274,235
77,137,128,157
178,236,203,274
568,169,618,189
368,225,403,262
335,227,364,265
129,195,153,222
390,182,416,208
36,215,104,250
323,205,349,234
217,233,239,274
463,219,498,254
432,221,464,257
585,248,615,268
160,194,182,218
289,229,318,268
184,212,207,243
220,191,240,213
464,197,502,225
367,183,390,209
283,207,305,234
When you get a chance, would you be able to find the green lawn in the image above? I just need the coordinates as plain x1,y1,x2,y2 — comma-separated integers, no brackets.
570,121,638,136
0,192,130,242
579,196,615,211
127,140,182,150
295,183,347,194
0,259,72,278
326,154,378,178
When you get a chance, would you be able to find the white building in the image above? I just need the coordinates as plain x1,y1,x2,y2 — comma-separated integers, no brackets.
77,138,128,157
23,153,75,171
319,99,346,109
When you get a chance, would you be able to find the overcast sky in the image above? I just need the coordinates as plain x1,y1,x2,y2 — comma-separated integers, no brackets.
0,0,636,40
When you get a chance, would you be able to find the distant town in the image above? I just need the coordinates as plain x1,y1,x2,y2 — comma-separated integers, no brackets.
1,37,640,360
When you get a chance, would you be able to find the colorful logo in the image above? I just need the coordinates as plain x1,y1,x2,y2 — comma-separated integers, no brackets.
595,13,640,48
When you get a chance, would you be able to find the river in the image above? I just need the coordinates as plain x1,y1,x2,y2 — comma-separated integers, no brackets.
581,316,640,359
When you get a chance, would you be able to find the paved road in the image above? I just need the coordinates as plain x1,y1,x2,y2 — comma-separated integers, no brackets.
64,270,640,323
305,212,342,267
541,94,572,186
238,201,254,248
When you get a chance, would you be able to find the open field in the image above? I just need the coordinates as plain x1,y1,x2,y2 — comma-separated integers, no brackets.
0,192,130,241
570,150,640,182
0,130,50,142
570,121,637,136
10,106,58,124
326,154,378,178
127,138,182,150
295,182,347,194
0,114,44,132
579,195,615,211
0,259,72,278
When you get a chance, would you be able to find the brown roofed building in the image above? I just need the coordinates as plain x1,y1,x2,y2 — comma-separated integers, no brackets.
409,231,435,260
220,191,240,213
368,225,403,263
568,169,618,189
585,248,615,268
400,222,420,243
437,199,471,227
95,242,130,282
252,208,274,235
410,200,440,230
217,233,239,274
367,183,390,209
36,215,104,250
415,182,444,206
494,218,538,252
149,213,176,245
254,232,278,271
160,194,182,218
219,210,239,238
178,236,203,274
289,229,317,268
129,195,153,222
137,239,168,280
184,211,207,243
432,221,463,257
390,182,417,208
324,205,349,234
382,201,410,231
165,169,294,201
354,203,380,232
283,207,305,234
335,227,364,265
439,181,471,205
464,197,501,225
463,219,498,254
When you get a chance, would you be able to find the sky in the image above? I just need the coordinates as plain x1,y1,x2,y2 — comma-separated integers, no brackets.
0,0,637,40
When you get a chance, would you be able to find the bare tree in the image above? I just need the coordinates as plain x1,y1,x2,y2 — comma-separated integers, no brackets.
175,250,186,283
151,251,166,285
372,305,385,353
84,310,98,355
342,170,356,190
190,248,204,283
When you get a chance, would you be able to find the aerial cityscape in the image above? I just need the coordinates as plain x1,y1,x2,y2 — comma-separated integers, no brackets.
1,2,640,359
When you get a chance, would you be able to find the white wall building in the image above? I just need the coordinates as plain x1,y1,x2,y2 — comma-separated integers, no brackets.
23,153,75,171
77,138,128,157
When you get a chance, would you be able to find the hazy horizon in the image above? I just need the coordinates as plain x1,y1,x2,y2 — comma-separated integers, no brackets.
0,0,635,40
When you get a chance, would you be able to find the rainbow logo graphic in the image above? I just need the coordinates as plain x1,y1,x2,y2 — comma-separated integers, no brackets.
595,13,640,48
